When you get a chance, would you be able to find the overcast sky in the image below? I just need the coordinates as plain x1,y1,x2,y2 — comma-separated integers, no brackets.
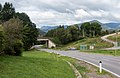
1,0,120,28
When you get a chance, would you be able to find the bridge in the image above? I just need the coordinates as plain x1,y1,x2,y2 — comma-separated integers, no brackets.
37,39,56,48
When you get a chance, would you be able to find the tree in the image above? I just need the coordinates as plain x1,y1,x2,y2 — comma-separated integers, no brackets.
14,12,39,50
81,22,91,37
3,18,23,56
0,4,2,23
0,25,4,54
45,25,80,44
61,29,72,44
91,22,102,37
22,23,39,50
0,4,2,11
0,2,39,55
67,25,80,41
0,2,15,22
81,22,102,37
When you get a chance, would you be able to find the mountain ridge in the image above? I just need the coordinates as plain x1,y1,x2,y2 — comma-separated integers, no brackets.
40,20,120,32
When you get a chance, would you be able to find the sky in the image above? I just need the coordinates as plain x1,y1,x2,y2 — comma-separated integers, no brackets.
1,0,120,28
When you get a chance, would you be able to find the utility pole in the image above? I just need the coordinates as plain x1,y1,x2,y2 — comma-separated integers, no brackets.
115,31,118,56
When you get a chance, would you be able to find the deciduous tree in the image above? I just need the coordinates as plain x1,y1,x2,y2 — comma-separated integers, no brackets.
3,18,23,56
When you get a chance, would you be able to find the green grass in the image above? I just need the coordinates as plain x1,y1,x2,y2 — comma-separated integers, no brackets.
80,49,120,56
107,34,120,42
0,50,116,78
57,37,113,50
0,50,76,78
59,56,89,78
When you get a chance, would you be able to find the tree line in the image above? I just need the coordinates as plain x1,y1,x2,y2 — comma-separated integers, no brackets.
45,22,104,45
0,2,39,56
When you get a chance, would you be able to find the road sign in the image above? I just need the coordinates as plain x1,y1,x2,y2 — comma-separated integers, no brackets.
80,45,87,50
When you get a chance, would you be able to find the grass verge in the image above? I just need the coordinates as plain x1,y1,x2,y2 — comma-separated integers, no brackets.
0,50,76,78
0,50,117,78
80,49,120,56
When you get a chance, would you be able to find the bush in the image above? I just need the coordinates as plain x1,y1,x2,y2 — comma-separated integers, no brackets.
14,40,23,56
0,25,4,55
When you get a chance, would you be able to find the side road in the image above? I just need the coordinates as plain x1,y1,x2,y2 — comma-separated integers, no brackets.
40,49,120,78
101,32,120,50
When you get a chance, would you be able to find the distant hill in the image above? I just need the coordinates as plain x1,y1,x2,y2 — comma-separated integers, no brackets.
103,23,120,30
89,20,120,30
37,28,46,36
77,20,120,30
40,26,58,32
40,21,120,32
40,25,68,32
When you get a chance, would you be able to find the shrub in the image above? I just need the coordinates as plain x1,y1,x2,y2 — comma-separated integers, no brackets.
14,40,23,56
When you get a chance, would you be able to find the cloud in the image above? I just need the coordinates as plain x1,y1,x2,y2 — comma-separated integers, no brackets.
1,0,120,28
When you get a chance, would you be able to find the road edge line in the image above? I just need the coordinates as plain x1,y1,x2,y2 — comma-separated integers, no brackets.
76,58,120,78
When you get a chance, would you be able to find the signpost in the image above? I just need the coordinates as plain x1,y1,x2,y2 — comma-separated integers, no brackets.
80,45,87,50
99,61,102,73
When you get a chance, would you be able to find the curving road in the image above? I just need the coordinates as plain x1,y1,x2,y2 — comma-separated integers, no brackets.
40,49,120,78
101,32,120,50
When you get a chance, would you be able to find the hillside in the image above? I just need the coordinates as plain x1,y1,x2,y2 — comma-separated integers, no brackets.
58,37,113,50
107,33,120,42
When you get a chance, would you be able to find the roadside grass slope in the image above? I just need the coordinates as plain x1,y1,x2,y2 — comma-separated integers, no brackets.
0,50,116,78
56,37,120,56
0,51,76,78
107,34,120,42
58,37,113,50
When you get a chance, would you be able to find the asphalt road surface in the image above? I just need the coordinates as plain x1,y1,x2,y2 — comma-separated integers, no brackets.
101,32,120,50
40,49,120,78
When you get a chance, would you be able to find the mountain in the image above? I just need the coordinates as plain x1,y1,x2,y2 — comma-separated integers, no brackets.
90,20,120,30
40,25,68,32
103,23,120,30
37,28,46,36
40,21,120,32
40,26,58,32
83,20,120,30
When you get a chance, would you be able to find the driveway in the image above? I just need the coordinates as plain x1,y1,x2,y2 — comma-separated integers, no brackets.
40,49,120,78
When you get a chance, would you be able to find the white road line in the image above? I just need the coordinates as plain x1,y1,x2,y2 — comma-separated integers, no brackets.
77,58,120,78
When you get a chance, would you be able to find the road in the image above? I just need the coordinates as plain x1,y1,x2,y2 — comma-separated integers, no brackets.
40,49,120,78
101,32,120,50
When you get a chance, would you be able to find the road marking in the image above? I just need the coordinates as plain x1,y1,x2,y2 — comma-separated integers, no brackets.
41,49,120,77
77,58,120,78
